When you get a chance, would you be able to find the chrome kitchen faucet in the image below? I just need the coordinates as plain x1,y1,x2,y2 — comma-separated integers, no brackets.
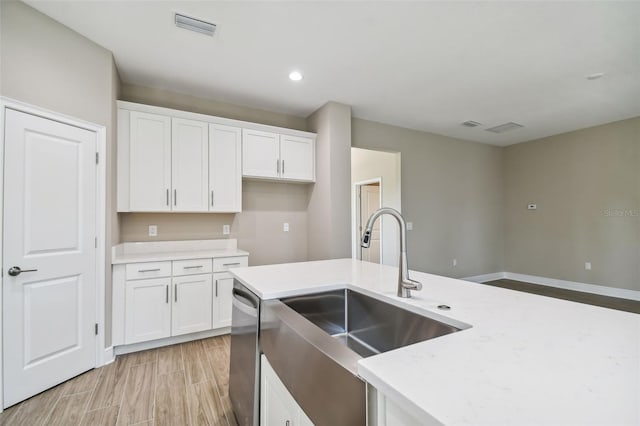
361,207,422,298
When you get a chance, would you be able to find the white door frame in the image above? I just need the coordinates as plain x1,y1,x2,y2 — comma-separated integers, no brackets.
0,97,107,410
352,177,383,263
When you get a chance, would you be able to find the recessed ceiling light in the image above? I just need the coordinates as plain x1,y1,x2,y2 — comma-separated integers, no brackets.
175,13,216,37
289,71,303,81
586,72,605,80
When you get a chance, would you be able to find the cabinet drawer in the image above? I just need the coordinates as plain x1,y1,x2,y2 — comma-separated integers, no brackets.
125,261,172,280
173,258,213,276
213,256,248,272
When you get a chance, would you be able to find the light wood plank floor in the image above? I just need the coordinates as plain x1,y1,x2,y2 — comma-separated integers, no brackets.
484,279,640,314
0,335,238,426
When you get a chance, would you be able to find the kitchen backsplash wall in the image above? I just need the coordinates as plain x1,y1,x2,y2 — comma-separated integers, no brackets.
119,181,310,266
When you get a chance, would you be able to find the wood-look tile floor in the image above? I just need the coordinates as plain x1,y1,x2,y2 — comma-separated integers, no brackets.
484,279,640,314
0,335,238,426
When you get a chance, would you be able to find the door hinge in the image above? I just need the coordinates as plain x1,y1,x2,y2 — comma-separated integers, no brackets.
94,323,99,335
95,152,99,164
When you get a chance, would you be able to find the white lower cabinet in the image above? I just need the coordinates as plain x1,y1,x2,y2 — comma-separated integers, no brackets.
125,277,172,343
172,274,213,336
261,355,314,426
369,384,423,426
213,272,234,328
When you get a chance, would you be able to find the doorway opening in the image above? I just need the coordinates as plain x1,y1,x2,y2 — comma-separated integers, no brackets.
351,148,401,266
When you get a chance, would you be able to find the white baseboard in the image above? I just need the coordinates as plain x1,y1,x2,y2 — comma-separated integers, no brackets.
503,272,640,301
114,327,230,356
462,272,506,283
463,271,640,301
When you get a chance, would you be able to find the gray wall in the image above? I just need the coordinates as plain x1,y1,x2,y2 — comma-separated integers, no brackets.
504,117,640,291
352,118,505,278
306,102,353,260
118,85,312,266
0,0,119,346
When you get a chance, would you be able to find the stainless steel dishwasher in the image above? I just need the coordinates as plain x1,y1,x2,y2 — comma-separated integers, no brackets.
229,280,260,426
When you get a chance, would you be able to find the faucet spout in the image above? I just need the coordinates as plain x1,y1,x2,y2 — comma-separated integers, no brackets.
361,207,421,298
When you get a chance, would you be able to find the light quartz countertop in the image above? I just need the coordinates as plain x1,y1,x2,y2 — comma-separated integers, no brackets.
230,258,640,425
111,239,248,264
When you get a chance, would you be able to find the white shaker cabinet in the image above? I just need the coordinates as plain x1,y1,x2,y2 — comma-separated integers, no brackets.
171,273,213,336
242,130,315,182
209,124,242,212
242,129,280,179
212,272,234,328
128,111,172,211
171,118,209,212
261,355,314,426
125,277,172,344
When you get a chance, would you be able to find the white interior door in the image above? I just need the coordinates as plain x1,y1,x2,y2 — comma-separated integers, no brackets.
360,185,381,263
3,109,97,407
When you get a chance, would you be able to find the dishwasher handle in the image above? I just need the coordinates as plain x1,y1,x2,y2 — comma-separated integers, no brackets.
233,287,259,309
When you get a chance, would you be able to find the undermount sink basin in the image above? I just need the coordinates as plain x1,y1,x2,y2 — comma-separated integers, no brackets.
281,289,462,357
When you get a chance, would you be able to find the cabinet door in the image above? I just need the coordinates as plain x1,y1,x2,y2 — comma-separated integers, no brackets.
280,135,315,181
129,111,171,211
212,272,234,328
242,129,280,178
261,355,299,426
171,118,209,211
209,125,242,212
171,274,213,336
125,277,171,344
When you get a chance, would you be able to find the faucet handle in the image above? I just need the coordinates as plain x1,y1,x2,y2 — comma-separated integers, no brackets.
403,278,422,291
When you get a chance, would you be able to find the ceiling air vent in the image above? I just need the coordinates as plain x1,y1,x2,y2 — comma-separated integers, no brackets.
461,120,482,128
175,13,216,36
485,122,524,134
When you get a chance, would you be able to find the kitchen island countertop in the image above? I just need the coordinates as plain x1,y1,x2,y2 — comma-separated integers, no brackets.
230,258,639,425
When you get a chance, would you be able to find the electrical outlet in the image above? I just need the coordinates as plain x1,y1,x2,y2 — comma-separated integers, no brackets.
223,225,230,235
585,262,592,270
283,223,289,232
148,225,157,237
406,222,413,230
527,203,537,210
453,258,457,267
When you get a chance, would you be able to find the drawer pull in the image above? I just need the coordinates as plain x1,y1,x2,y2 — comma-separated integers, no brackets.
165,285,169,304
183,265,203,269
223,262,241,267
139,268,161,273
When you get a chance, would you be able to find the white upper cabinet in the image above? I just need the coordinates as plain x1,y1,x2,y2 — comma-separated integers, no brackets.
128,111,171,211
209,124,242,212
243,130,315,182
172,118,209,212
242,129,280,179
280,135,315,181
118,102,316,212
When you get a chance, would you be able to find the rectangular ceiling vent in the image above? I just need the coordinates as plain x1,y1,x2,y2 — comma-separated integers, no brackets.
175,13,216,37
461,120,482,128
485,122,524,134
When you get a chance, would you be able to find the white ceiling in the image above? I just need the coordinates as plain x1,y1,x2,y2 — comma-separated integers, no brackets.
27,1,640,146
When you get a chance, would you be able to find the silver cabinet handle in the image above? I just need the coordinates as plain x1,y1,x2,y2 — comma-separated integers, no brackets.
174,189,177,206
223,262,241,267
8,266,37,276
211,190,214,206
282,160,285,174
174,284,178,302
215,280,218,297
139,268,161,273
276,159,280,174
166,189,169,206
183,265,203,269
165,285,169,304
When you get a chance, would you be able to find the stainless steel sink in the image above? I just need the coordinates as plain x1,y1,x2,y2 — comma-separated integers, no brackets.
260,288,467,426
282,289,462,357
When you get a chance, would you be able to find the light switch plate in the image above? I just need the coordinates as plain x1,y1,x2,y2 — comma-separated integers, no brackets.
283,223,289,232
223,225,230,235
148,225,157,237
406,222,413,230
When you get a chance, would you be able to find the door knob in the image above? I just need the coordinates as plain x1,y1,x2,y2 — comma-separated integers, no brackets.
8,266,38,276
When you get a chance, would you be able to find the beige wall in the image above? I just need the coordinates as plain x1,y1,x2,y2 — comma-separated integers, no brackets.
306,102,353,260
121,83,308,132
0,0,119,346
504,117,640,291
352,118,505,278
351,148,401,266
